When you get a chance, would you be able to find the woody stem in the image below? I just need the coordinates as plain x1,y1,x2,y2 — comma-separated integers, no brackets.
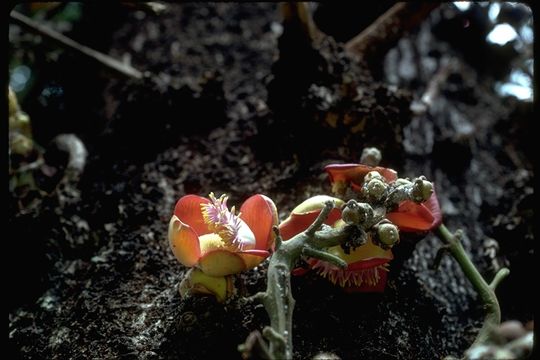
240,201,350,360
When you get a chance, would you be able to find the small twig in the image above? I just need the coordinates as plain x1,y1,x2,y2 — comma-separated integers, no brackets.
10,10,143,80
435,224,509,347
410,58,456,116
489,268,510,292
302,246,347,268
430,244,451,270
305,201,333,236
345,3,439,66
238,330,272,360
13,158,44,173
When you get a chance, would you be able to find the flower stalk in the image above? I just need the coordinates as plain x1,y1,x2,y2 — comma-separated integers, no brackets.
434,224,510,347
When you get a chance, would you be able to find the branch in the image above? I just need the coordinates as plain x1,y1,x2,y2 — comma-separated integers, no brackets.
242,199,384,359
435,224,510,347
410,58,456,116
10,10,143,80
305,200,334,236
302,246,347,268
280,2,318,43
345,3,439,65
489,268,510,292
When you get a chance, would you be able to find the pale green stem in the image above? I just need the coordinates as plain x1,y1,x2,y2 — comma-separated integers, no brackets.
435,224,510,347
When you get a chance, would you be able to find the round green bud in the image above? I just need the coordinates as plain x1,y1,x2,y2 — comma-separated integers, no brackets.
366,178,387,201
342,205,360,225
378,223,399,246
364,170,383,183
411,177,433,202
341,201,373,225
360,147,382,166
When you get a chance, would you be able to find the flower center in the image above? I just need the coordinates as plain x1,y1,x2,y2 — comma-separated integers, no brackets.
201,193,255,250
199,233,226,253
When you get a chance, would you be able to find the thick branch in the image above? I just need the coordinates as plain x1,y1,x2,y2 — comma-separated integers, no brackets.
345,3,439,65
10,10,143,80
280,2,317,42
435,224,509,347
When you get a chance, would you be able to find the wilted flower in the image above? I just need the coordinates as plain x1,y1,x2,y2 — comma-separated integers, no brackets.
168,193,278,277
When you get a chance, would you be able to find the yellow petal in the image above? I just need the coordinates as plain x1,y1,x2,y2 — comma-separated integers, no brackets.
327,237,393,264
179,268,234,303
291,195,344,215
199,249,247,276
168,216,201,267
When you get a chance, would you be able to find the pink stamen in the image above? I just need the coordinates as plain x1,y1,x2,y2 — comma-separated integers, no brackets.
201,193,244,249
310,259,388,288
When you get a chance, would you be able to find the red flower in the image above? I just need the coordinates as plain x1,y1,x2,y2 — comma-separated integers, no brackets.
168,193,278,276
279,196,393,292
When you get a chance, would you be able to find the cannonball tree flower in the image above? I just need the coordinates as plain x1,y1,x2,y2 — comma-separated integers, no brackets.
168,193,278,277
279,196,394,292
325,163,442,232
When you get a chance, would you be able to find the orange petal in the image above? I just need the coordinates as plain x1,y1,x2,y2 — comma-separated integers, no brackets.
324,163,397,187
174,195,211,236
239,194,278,251
376,167,398,183
238,249,270,269
386,191,442,232
386,202,434,232
279,207,342,240
425,190,442,227
325,163,373,184
168,215,201,267
199,249,247,276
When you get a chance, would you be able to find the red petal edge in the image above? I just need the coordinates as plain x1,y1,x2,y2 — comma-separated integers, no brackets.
240,194,278,250
279,207,342,241
174,195,211,236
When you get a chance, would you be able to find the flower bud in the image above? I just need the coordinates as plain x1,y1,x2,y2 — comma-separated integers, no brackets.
360,147,382,167
364,170,383,183
411,177,433,203
377,223,399,247
365,178,387,201
341,200,373,225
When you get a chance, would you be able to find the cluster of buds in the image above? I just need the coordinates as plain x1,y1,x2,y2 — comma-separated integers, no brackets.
279,149,441,292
